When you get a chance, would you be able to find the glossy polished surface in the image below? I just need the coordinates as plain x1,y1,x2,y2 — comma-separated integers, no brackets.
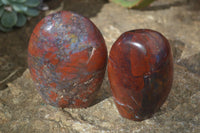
28,11,107,108
108,29,173,121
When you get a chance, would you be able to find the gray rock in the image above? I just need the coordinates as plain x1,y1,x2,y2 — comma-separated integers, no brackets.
0,65,199,132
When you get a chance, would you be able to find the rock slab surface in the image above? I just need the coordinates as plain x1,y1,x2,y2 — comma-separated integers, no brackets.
0,66,199,133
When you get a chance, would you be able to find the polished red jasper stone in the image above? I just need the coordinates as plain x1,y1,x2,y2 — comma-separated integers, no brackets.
108,29,173,121
28,11,107,108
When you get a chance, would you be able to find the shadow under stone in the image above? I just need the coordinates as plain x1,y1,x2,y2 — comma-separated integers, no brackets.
187,0,200,11
90,73,112,106
63,0,108,18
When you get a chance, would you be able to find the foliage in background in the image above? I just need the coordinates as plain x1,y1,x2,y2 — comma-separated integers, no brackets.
0,0,41,32
110,0,155,9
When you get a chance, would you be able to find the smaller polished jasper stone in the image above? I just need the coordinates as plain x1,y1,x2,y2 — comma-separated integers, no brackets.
108,29,173,121
28,11,107,108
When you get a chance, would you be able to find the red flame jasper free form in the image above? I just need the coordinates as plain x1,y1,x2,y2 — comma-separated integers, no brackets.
108,29,173,121
28,11,107,108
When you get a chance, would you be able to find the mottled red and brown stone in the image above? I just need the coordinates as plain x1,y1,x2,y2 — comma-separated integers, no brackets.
28,11,107,108
108,29,173,121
